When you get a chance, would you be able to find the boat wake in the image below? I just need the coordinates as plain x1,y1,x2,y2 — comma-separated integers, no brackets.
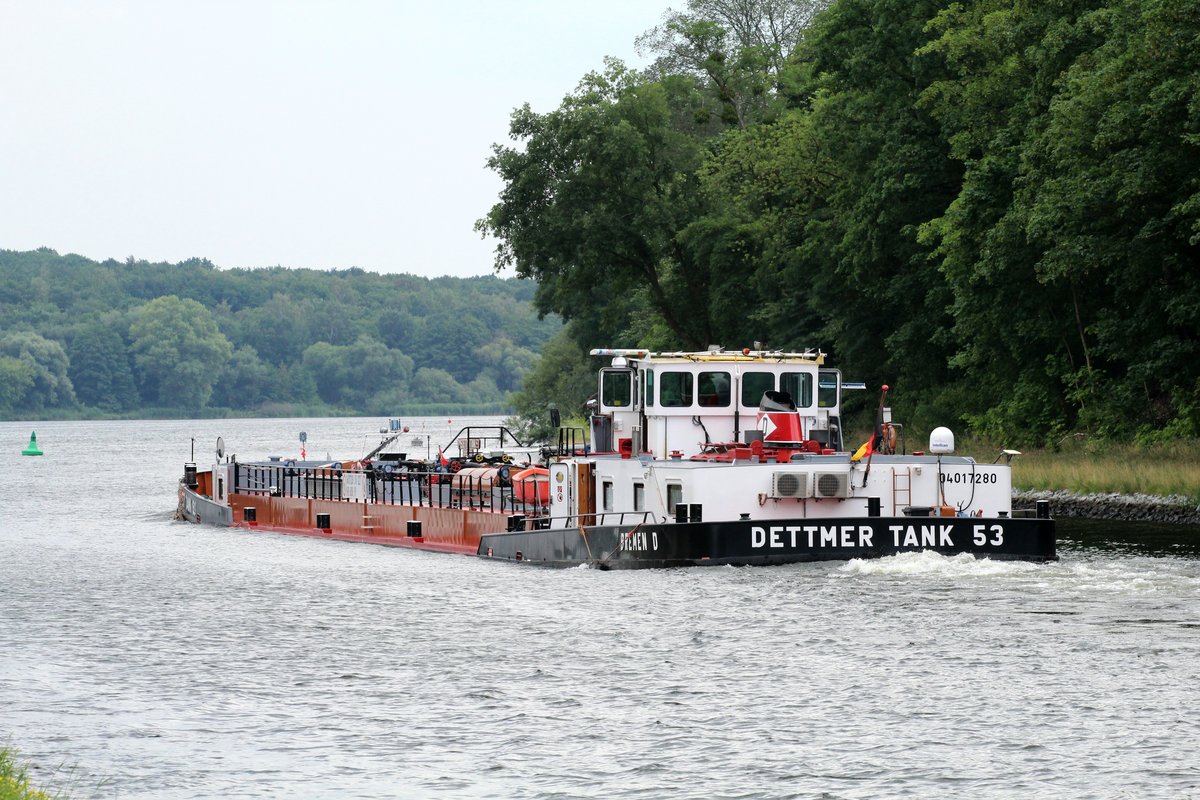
839,549,1043,578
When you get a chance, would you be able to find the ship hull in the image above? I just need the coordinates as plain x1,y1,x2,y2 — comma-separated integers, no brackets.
479,516,1056,568
180,483,1055,567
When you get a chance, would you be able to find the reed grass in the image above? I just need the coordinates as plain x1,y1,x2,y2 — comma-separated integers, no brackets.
956,438,1200,503
0,747,52,800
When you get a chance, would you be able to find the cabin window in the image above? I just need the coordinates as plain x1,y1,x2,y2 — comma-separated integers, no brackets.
818,371,839,409
644,369,655,408
602,480,614,511
697,371,731,407
666,483,683,514
601,369,633,408
659,371,694,407
741,371,774,407
781,372,814,408
633,482,645,512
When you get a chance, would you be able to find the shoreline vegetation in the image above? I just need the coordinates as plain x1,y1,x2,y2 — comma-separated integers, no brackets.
2,401,512,423
0,747,52,800
962,438,1200,523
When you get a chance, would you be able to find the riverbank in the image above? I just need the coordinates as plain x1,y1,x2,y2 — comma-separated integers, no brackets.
1014,489,1200,525
1006,441,1198,499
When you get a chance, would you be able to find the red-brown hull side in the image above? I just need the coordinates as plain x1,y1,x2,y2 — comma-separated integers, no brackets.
213,491,507,556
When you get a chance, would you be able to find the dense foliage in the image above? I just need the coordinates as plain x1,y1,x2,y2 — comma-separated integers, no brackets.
0,248,559,418
482,0,1200,445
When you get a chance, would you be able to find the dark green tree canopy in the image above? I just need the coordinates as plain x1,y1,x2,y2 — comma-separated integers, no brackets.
487,0,1200,444
0,248,559,417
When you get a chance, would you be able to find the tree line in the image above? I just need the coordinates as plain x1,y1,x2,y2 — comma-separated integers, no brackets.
0,248,559,418
483,0,1199,446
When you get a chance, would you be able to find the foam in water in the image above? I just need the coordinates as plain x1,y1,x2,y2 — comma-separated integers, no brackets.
839,550,1041,578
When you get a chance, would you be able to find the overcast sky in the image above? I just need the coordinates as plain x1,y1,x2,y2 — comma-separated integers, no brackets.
0,1,667,277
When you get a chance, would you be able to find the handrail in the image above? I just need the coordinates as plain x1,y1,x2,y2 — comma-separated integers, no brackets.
440,425,528,455
508,511,656,531
231,462,547,517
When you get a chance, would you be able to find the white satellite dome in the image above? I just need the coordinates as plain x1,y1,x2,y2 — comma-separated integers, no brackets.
929,426,955,454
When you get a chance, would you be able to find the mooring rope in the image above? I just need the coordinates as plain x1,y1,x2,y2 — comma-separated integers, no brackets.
579,526,594,562
595,521,646,569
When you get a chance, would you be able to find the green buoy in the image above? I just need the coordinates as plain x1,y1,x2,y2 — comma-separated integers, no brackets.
22,431,43,456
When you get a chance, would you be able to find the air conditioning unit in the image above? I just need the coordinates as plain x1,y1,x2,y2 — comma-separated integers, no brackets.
771,471,811,498
814,471,851,499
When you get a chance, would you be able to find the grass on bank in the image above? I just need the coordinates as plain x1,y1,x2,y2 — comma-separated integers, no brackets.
0,747,53,800
956,438,1200,503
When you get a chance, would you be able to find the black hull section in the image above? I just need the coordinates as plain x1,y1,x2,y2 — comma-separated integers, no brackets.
177,484,233,527
478,516,1056,569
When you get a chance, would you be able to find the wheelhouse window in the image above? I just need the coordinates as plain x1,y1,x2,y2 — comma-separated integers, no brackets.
602,480,614,512
644,369,655,408
659,371,694,407
697,371,731,407
633,482,645,512
818,371,839,409
781,372,814,408
741,371,774,407
601,369,633,408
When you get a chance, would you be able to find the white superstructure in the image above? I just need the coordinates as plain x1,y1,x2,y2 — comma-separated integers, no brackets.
543,349,1015,527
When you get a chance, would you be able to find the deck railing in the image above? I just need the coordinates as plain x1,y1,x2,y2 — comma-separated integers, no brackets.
232,462,547,517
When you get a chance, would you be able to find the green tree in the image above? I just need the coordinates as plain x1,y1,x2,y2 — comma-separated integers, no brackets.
67,320,138,411
302,336,414,407
637,0,827,127
506,325,601,441
0,331,76,411
128,295,233,409
478,60,721,349
0,355,35,415
376,308,411,351
919,0,1200,440
411,367,469,404
211,345,275,408
786,0,964,425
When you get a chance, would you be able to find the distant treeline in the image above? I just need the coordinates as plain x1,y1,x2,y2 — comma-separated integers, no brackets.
0,248,559,418
489,0,1200,445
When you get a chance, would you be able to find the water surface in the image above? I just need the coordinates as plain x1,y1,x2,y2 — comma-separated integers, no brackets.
2,419,1199,798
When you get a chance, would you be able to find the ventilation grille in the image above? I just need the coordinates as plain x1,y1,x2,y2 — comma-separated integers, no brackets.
771,471,810,498
814,472,851,499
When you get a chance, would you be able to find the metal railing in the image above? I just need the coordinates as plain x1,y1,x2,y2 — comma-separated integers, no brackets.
232,462,548,517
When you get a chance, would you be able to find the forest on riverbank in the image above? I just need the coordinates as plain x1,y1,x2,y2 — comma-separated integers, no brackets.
5,0,1197,455
0,248,559,418
488,0,1199,447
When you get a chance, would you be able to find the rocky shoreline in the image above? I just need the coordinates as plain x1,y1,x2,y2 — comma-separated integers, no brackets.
1013,489,1200,525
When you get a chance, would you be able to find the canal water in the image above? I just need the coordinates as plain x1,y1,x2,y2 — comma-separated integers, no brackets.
2,418,1198,799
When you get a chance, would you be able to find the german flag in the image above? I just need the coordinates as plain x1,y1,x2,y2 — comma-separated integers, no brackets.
851,385,889,462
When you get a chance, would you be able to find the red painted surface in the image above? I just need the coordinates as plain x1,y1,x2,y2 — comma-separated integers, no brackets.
224,492,505,554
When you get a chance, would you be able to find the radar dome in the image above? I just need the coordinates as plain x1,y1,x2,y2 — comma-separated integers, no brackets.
929,426,955,454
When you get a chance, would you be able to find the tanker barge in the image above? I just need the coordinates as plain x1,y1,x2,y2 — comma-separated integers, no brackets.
177,347,1056,567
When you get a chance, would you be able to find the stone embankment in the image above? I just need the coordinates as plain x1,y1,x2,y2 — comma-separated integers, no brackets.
1013,490,1200,525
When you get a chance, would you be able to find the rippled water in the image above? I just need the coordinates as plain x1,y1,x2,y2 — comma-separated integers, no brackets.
2,418,1199,799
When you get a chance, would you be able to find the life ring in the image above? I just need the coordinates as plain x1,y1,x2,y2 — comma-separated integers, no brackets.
881,424,898,454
